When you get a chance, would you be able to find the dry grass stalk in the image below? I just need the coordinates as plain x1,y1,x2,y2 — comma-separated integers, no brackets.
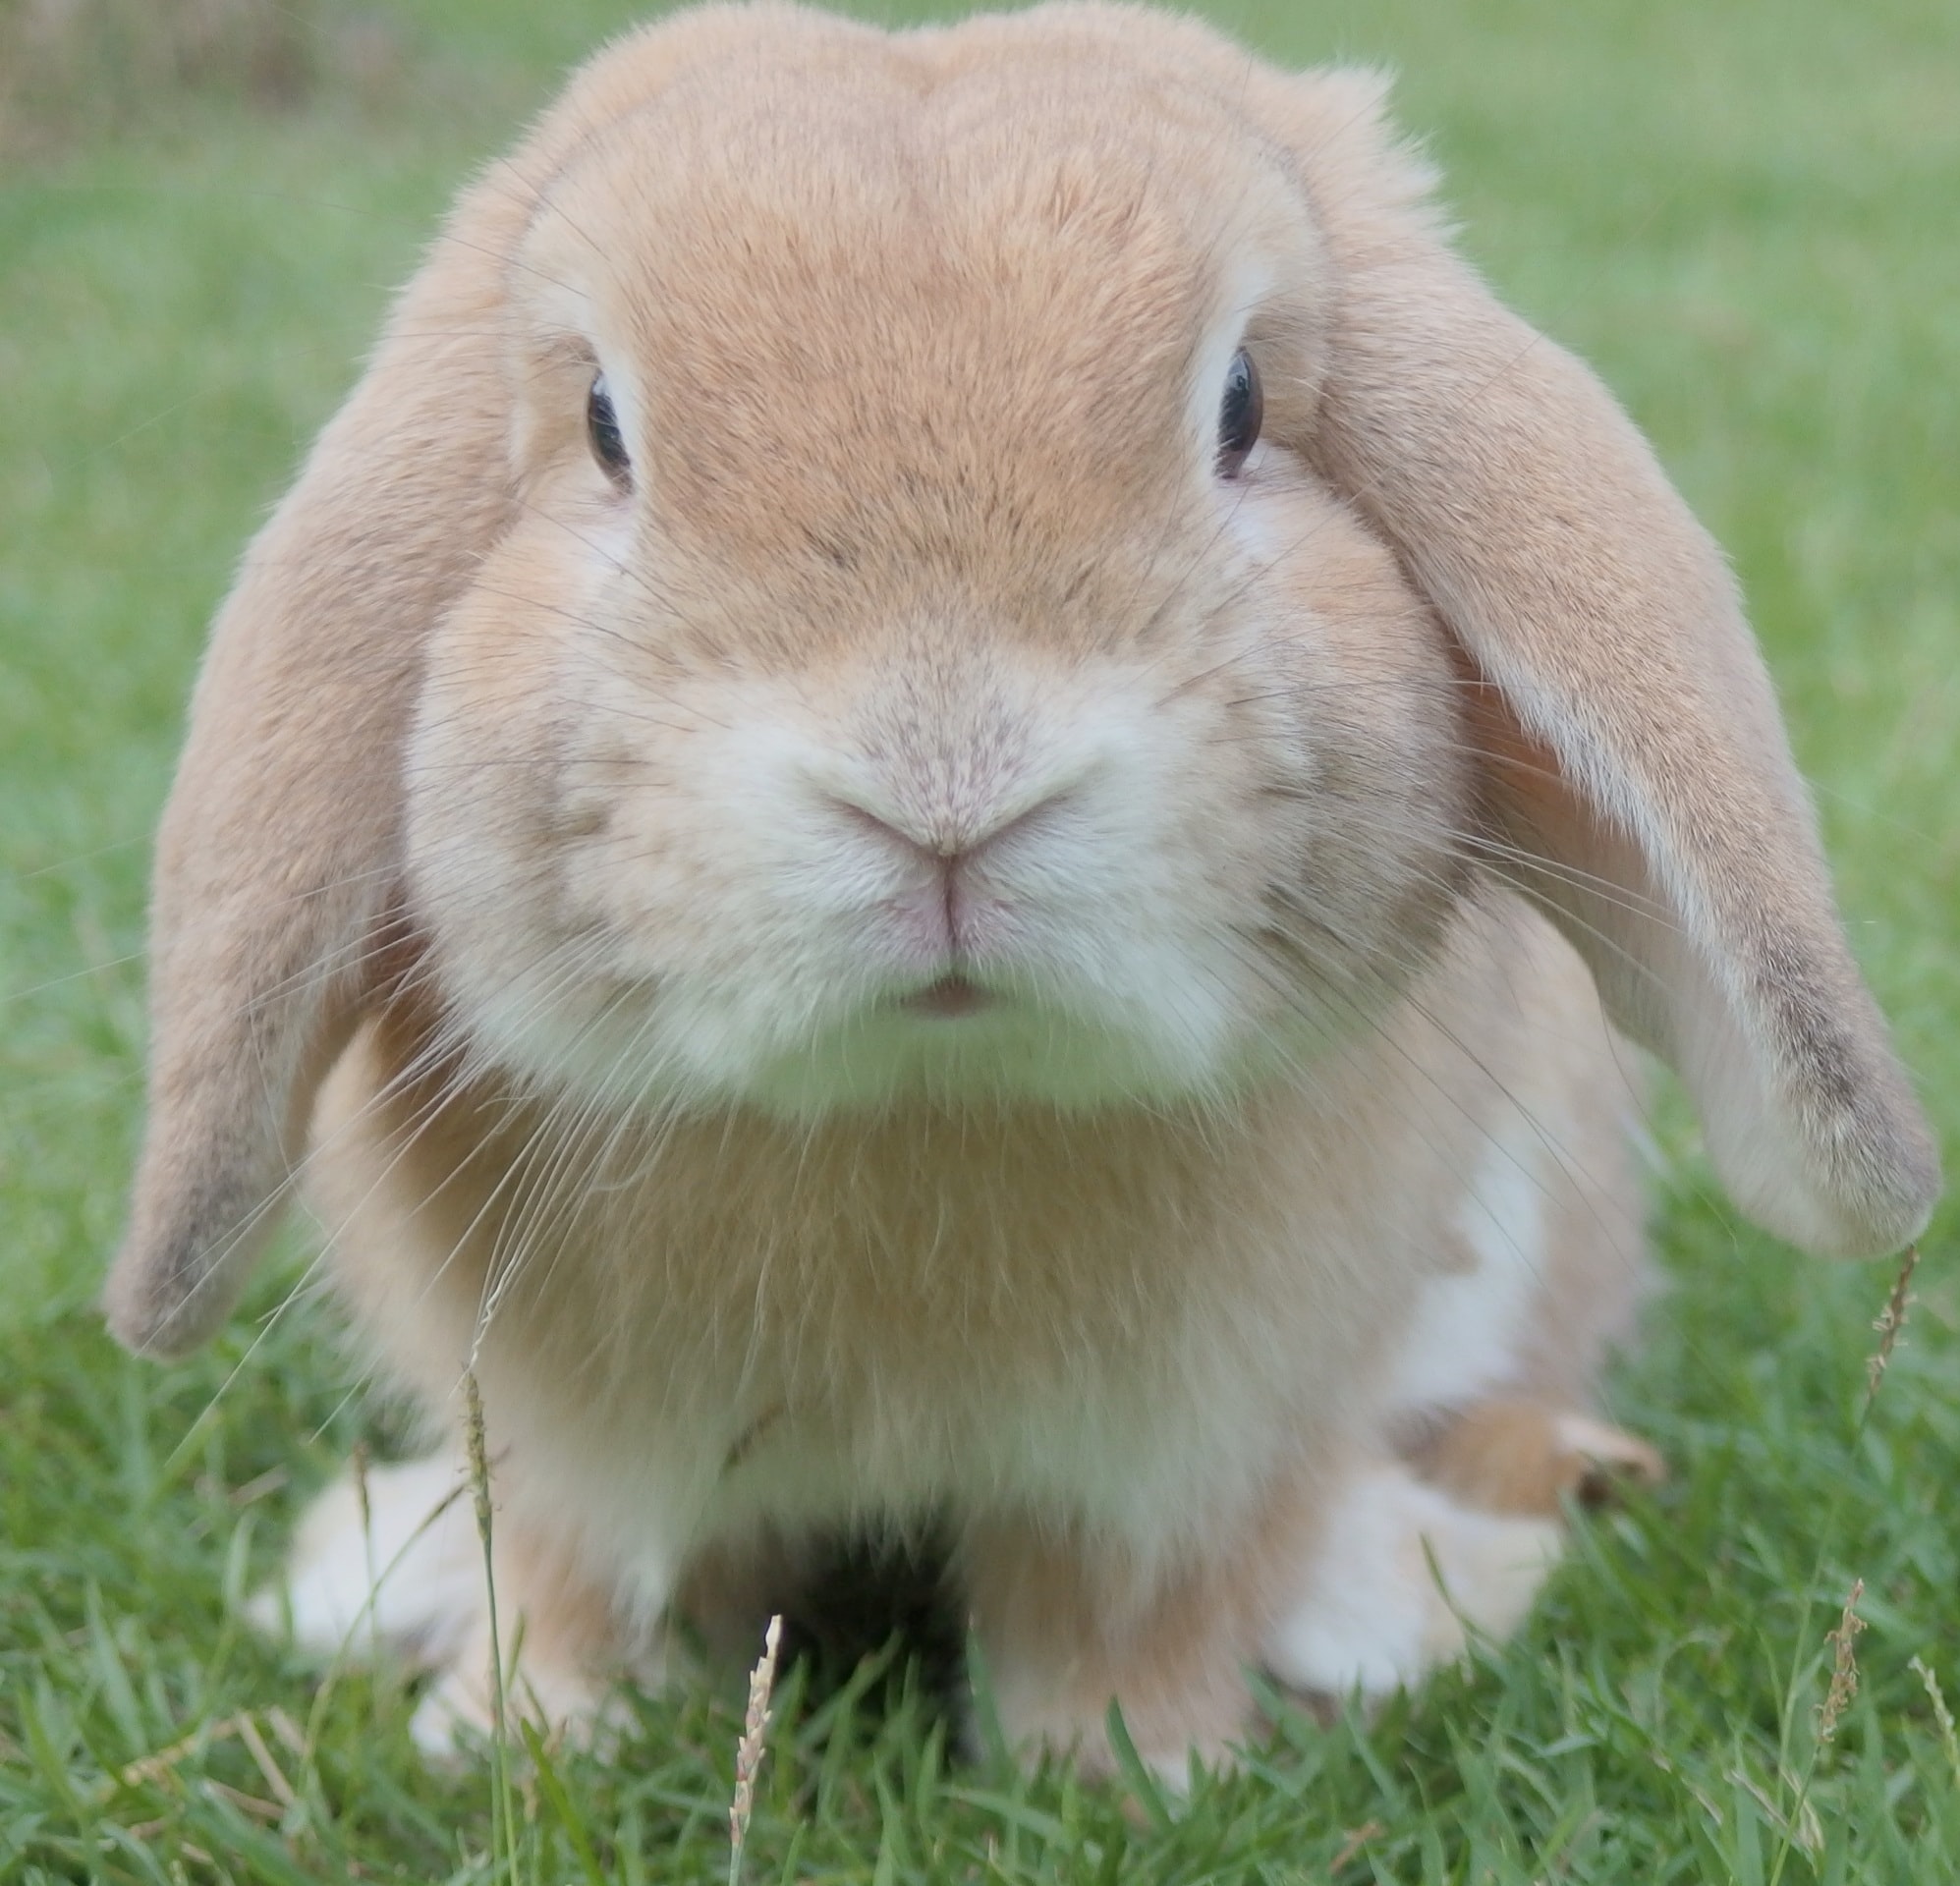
728,1613,784,1886
1329,1820,1383,1872
351,1438,381,1674
118,1713,245,1788
1729,1766,1821,1857
232,1710,297,1808
1909,1657,1960,1786
463,1368,523,1873
461,1371,505,1737
1815,1581,1866,1744
1864,1243,1919,1409
202,1777,283,1821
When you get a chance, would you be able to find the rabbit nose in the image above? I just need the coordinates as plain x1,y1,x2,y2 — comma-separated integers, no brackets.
827,786,1075,964
827,787,1070,869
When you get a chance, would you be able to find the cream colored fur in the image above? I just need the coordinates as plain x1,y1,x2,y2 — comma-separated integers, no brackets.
105,2,1936,1775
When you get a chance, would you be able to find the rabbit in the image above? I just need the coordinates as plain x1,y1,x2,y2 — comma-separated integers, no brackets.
103,1,1937,1778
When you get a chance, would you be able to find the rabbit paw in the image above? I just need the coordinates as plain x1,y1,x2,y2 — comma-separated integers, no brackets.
1262,1461,1561,1704
252,1453,651,1757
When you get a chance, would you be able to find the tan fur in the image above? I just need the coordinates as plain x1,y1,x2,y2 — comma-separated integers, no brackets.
1407,1402,1665,1518
105,2,1938,1771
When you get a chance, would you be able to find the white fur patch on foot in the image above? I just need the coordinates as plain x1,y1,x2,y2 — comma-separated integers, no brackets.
404,1632,632,1760
1263,1462,1561,1702
250,1454,484,1668
253,1453,666,1761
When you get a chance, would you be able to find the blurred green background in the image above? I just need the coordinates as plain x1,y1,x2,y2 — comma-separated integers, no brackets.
2,2,1957,1880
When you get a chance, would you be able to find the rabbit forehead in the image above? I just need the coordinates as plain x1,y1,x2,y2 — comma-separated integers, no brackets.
543,30,1303,273
515,42,1316,506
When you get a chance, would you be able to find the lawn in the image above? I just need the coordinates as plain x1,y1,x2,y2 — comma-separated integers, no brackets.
3,0,1957,1879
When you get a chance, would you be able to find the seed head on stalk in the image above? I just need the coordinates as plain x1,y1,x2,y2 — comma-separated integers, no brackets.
728,1614,784,1886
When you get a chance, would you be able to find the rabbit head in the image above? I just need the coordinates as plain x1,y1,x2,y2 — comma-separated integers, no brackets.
105,1,1937,1357
405,37,1468,1123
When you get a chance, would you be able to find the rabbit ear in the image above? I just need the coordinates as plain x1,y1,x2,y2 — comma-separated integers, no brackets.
103,199,521,1356
1267,72,1938,1256
103,7,842,1356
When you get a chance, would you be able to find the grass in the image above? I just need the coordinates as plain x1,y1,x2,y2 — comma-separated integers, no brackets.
2,0,1957,1878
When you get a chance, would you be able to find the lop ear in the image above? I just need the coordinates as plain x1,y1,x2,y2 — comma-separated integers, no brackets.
102,196,522,1356
104,6,846,1357
1269,71,1938,1255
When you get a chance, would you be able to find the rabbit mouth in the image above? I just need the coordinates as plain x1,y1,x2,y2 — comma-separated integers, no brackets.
896,972,995,1020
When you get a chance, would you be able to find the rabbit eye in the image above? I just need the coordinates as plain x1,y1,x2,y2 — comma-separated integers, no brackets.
588,372,630,482
1216,349,1262,478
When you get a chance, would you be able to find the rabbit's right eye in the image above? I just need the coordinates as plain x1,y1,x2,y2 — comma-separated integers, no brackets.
1215,349,1262,478
587,373,631,482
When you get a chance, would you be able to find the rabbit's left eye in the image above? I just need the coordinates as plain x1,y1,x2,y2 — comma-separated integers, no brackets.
588,373,631,482
1216,349,1262,478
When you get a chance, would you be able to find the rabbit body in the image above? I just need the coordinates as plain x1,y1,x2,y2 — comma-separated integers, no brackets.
299,903,1643,1767
112,2,1935,1777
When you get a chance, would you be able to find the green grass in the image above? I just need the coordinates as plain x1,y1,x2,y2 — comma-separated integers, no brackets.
4,0,1958,1878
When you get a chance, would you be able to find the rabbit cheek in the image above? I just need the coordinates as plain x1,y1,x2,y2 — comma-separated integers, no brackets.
401,532,657,1093
1210,480,1474,1065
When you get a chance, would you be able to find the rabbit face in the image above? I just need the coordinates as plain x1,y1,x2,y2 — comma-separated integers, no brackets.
405,64,1469,1114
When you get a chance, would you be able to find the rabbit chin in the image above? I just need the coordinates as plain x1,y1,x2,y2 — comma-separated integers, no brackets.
458,958,1330,1119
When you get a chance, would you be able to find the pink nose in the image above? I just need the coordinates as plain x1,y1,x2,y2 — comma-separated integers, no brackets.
833,785,1070,862
841,806,992,959
832,791,1067,963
